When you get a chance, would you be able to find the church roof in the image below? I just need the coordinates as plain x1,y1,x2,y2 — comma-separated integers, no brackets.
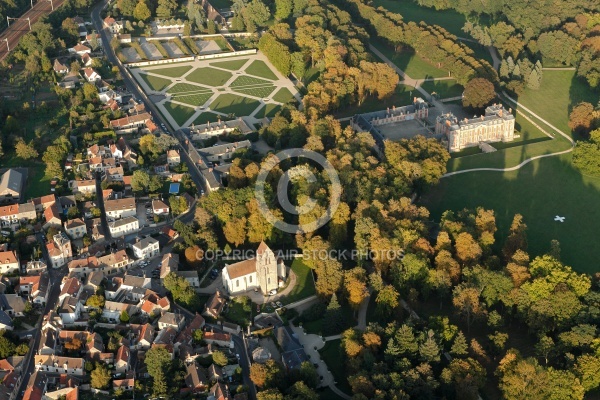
225,259,256,279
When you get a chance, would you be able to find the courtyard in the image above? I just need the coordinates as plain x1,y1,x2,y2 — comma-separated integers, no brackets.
130,54,301,128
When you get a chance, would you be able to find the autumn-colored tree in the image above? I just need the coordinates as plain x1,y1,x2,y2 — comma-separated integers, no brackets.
375,285,399,317
462,78,496,109
15,140,38,160
454,232,482,265
362,331,381,351
503,214,528,260
249,359,283,388
343,268,368,310
568,102,596,135
65,337,82,350
452,285,484,332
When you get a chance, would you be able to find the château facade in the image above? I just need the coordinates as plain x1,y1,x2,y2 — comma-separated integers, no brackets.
436,104,515,152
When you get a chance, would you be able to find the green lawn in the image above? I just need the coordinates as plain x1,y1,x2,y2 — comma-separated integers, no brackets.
422,70,600,274
172,92,213,107
230,75,272,87
319,340,352,395
187,67,233,87
421,154,600,275
192,112,228,125
233,85,276,98
372,40,447,79
163,101,197,125
421,79,463,99
371,0,469,36
272,87,296,104
145,65,192,78
254,103,282,118
211,59,249,71
281,259,317,305
244,60,278,80
212,36,232,51
209,93,261,116
516,70,598,137
334,83,415,118
207,0,231,8
167,82,212,94
139,73,172,91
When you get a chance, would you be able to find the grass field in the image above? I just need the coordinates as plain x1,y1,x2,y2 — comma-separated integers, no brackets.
516,70,598,136
334,83,416,118
319,340,352,395
244,60,278,80
230,75,272,87
146,65,192,78
167,82,212,94
254,103,282,118
233,85,276,98
163,101,196,125
272,87,296,104
421,79,463,99
209,93,261,116
193,112,227,125
421,154,600,274
282,259,317,305
139,73,172,91
173,92,213,107
372,0,467,36
372,40,447,79
422,70,600,274
187,67,232,86
211,59,249,70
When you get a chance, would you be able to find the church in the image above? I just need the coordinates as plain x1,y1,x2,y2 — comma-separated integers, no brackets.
221,242,287,295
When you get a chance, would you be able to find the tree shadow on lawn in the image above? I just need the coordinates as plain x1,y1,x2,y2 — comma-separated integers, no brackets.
420,154,600,275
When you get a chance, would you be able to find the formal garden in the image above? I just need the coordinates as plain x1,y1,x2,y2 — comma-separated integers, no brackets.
130,54,300,128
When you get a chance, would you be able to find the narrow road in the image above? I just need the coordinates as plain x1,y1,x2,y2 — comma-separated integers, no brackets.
94,171,112,240
91,0,208,195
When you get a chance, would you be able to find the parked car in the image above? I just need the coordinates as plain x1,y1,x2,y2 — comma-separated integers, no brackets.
269,289,277,295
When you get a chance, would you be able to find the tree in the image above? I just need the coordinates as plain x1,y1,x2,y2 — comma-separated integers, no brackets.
375,285,399,317
575,354,600,392
451,331,469,357
535,335,554,365
454,232,482,265
573,129,600,176
322,293,344,335
395,324,419,357
134,0,152,21
499,59,510,78
120,310,130,323
568,102,596,135
15,139,38,160
145,346,172,379
441,358,486,400
169,195,187,215
250,359,283,389
287,381,319,400
67,207,80,219
274,0,292,20
503,214,528,260
462,78,496,109
298,361,319,389
192,329,203,343
0,334,15,358
343,270,368,311
65,337,83,351
86,294,105,308
15,343,29,356
452,285,484,332
257,389,284,400
212,350,228,366
91,364,111,389
131,170,150,192
156,0,178,18
419,330,440,363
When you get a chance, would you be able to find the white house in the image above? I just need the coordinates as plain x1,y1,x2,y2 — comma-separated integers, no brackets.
53,59,69,74
166,149,180,166
222,242,286,295
152,199,169,215
108,216,139,238
103,16,124,34
46,233,73,269
64,218,86,240
0,250,19,274
82,67,101,82
132,237,159,260
70,43,91,55
72,179,96,194
34,355,84,376
176,271,200,288
105,198,136,219
57,296,83,325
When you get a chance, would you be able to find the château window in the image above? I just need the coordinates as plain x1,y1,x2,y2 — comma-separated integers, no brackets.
268,277,271,284
249,276,252,283
236,280,239,287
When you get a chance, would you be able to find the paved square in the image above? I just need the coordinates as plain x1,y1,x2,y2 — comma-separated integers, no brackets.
130,53,301,128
